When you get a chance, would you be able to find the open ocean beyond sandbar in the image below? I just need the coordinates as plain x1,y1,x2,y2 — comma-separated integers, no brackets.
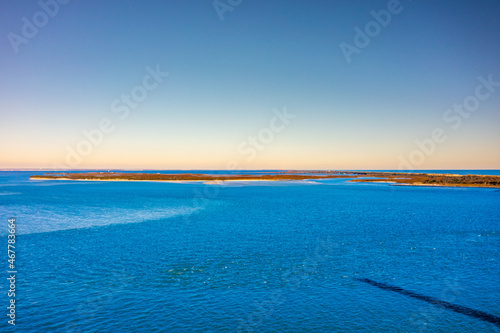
0,171,499,332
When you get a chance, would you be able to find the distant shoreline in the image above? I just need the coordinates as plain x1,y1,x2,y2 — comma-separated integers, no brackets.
29,171,500,188
29,177,290,183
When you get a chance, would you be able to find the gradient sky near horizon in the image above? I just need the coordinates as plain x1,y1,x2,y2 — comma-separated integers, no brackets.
1,0,499,170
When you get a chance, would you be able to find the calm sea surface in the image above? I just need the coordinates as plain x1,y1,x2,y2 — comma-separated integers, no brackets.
0,171,499,332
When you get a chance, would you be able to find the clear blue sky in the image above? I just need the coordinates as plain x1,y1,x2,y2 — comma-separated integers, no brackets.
1,0,499,169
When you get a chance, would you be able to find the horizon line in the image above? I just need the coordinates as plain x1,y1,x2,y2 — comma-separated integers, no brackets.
2,168,500,171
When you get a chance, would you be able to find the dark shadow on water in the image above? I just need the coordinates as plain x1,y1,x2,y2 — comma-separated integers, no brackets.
357,278,500,327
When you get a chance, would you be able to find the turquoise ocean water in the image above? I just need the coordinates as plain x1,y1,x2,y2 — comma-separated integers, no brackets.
0,171,499,332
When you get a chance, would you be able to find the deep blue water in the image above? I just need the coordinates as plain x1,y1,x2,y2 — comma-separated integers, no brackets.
0,171,499,332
